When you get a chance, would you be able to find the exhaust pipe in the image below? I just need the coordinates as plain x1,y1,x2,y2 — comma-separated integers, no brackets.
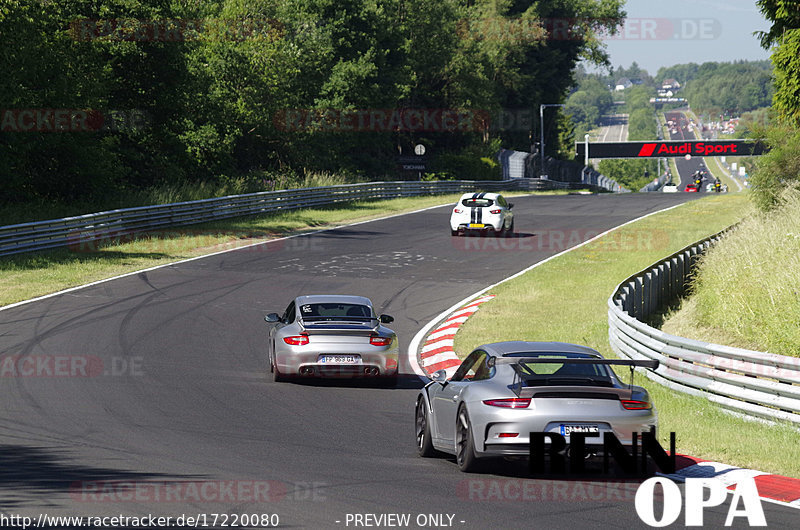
363,367,380,376
299,366,315,376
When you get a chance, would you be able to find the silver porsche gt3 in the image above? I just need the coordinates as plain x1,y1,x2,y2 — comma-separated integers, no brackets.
265,295,398,382
415,341,659,472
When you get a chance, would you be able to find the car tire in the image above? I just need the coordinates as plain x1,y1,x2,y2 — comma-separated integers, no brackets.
416,398,440,458
504,220,514,238
455,404,481,472
451,229,459,236
272,360,287,383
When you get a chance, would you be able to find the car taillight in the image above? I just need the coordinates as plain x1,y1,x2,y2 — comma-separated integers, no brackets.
483,398,531,408
489,209,501,214
369,336,393,347
453,208,463,213
283,334,309,346
621,399,651,410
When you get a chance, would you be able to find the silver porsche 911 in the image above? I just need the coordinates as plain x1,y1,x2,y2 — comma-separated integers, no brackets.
265,295,398,382
415,341,659,472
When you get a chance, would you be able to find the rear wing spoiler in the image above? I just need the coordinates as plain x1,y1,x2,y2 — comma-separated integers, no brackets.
299,317,380,335
491,356,659,393
490,357,658,370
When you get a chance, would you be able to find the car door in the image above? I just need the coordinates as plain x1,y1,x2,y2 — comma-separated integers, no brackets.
270,301,296,360
432,350,488,446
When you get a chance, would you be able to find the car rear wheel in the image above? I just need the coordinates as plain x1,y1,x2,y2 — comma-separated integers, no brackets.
416,398,439,457
455,404,481,472
451,229,459,236
272,359,287,383
503,220,514,237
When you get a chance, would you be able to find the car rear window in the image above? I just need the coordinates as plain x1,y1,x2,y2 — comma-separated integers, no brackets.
299,303,372,319
461,198,494,208
507,353,614,387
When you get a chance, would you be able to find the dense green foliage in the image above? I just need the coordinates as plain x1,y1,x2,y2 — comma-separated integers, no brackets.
0,0,625,208
750,125,800,210
564,75,614,140
655,61,773,115
743,1,800,210
756,0,800,127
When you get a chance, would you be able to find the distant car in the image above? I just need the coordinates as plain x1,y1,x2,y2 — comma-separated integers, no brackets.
415,342,659,472
662,184,678,193
450,192,514,237
684,184,699,192
265,295,398,382
705,183,715,192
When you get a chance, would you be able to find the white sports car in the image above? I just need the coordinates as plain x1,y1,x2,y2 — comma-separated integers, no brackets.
450,192,514,236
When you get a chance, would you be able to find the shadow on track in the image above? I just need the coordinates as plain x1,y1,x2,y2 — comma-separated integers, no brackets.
0,444,199,511
277,373,427,390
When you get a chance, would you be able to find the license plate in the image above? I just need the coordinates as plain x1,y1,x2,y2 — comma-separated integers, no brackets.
469,223,485,228
319,355,361,364
560,424,600,436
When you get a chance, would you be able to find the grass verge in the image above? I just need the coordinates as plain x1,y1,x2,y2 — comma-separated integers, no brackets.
703,156,739,191
0,190,552,308
452,192,800,478
663,189,800,355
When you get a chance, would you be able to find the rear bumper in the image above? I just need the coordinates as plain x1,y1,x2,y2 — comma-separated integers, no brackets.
275,350,399,377
453,223,502,233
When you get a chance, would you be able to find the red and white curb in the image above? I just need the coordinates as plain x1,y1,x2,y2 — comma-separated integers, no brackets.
669,455,800,508
418,294,495,377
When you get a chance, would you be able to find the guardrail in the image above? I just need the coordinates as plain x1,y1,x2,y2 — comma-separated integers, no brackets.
608,229,800,425
0,178,603,257
582,167,629,193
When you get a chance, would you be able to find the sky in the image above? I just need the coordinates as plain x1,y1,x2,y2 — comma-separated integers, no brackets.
596,0,772,77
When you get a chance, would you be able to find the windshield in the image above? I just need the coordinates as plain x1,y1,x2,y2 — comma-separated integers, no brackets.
461,198,494,208
299,303,373,320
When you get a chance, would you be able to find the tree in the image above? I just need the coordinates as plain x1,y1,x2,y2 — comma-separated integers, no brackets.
757,0,800,126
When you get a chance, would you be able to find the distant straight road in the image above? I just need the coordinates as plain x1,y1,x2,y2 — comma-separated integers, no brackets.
664,109,710,191
589,114,628,169
597,113,628,143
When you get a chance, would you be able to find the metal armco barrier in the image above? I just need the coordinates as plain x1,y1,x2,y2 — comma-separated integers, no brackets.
608,229,800,425
0,177,615,257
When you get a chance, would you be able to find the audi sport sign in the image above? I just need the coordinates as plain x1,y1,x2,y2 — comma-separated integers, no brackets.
575,140,767,159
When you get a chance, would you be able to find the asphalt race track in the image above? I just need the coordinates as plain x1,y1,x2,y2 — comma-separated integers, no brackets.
665,111,712,190
1,193,797,528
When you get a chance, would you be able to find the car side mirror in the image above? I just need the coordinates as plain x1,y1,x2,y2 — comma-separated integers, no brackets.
379,314,394,324
430,369,447,383
265,313,281,323
507,202,514,209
